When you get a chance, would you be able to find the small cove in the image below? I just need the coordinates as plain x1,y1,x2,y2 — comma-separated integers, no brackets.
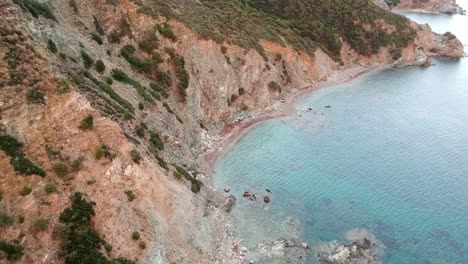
214,3,468,263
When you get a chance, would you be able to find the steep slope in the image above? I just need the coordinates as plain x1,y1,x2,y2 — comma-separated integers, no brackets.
0,0,464,263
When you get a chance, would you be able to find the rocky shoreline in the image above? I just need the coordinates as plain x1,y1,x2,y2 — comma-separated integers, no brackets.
392,0,466,15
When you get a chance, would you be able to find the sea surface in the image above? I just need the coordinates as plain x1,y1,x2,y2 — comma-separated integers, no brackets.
214,2,468,263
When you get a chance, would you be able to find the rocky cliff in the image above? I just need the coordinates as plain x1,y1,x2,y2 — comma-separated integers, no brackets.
393,0,466,14
0,0,464,263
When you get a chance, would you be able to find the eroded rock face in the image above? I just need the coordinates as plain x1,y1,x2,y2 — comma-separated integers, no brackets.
394,0,465,14
414,23,465,58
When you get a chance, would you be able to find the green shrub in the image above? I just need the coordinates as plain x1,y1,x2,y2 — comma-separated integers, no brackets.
135,123,146,138
12,0,57,21
131,231,140,240
93,16,105,36
26,89,45,104
174,55,189,90
138,30,159,54
174,165,203,193
106,76,113,85
150,82,169,99
157,23,177,42
104,243,113,252
0,211,15,227
95,59,106,73
267,81,282,93
0,134,46,177
79,114,94,130
71,156,84,172
0,241,24,260
33,218,49,231
149,132,164,152
95,147,105,159
155,155,168,170
20,185,32,196
46,141,64,152
125,190,136,202
91,33,103,45
47,39,58,53
138,241,146,249
0,192,3,202
61,194,136,264
19,215,25,224
111,68,153,102
45,183,57,194
81,50,94,69
138,102,144,110
52,162,69,178
69,0,78,13
59,52,67,60
96,82,135,113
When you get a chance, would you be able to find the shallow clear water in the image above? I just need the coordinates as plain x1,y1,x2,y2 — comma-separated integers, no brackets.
215,4,468,264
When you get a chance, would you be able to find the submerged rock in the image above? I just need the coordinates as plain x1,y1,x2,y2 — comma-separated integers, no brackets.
264,196,271,203
314,228,384,264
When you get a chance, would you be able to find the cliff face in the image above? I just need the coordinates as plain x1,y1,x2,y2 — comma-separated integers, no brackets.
0,0,464,263
394,0,465,14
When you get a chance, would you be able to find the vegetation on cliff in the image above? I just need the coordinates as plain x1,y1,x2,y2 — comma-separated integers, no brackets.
141,0,415,59
0,134,46,177
59,193,135,264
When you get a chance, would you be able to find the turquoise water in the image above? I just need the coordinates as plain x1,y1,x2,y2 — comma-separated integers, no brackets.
215,5,468,264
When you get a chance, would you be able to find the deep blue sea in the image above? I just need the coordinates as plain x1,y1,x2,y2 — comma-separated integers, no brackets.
215,3,468,263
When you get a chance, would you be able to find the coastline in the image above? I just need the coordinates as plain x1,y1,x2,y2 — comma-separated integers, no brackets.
196,63,392,188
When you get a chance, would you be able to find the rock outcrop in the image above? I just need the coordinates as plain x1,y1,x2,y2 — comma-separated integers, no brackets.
314,229,384,264
394,0,466,14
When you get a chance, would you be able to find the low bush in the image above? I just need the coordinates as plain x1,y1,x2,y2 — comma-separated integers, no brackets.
0,134,46,177
79,114,94,130
12,0,57,21
71,156,84,172
52,162,69,178
267,81,282,93
26,89,45,104
20,185,32,196
125,190,136,202
149,132,164,152
33,218,49,231
0,241,24,260
95,59,106,74
45,183,57,194
93,16,105,36
0,211,15,228
131,231,140,240
80,50,94,69
59,193,134,263
91,33,103,45
138,241,146,249
47,39,58,53
111,68,153,102
174,165,203,193
156,23,177,42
